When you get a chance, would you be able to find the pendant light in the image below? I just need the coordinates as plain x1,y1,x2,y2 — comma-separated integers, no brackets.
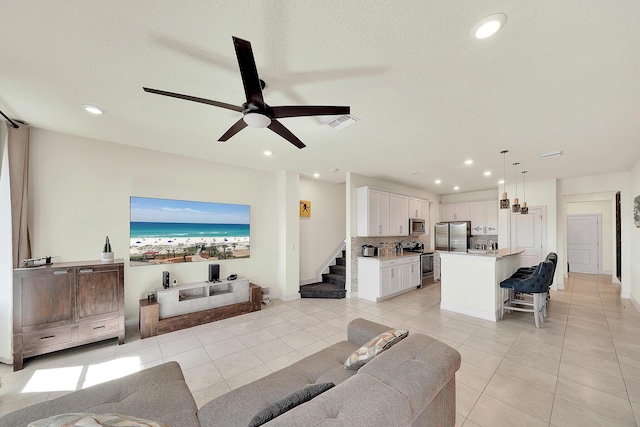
520,170,529,214
512,162,521,213
499,150,510,209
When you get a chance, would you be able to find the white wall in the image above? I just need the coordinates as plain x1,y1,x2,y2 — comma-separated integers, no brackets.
566,198,614,274
0,122,12,362
299,178,346,283
27,129,280,324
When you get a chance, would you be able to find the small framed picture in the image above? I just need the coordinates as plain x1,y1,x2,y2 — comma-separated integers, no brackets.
300,200,311,218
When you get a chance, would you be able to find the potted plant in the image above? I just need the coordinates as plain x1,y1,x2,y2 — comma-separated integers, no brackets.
102,236,114,262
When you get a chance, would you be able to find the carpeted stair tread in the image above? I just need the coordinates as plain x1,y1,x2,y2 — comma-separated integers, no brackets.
299,282,346,299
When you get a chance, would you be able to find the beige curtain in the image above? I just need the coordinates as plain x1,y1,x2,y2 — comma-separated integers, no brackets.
7,122,31,268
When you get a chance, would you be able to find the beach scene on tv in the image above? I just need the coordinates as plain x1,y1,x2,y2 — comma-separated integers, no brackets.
130,196,250,266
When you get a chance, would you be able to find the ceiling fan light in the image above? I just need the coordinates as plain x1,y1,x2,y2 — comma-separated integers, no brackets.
243,112,271,128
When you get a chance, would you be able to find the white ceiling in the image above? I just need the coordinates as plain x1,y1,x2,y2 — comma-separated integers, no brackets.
1,1,639,195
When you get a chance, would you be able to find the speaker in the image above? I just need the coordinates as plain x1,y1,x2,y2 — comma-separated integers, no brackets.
209,264,220,282
162,271,170,289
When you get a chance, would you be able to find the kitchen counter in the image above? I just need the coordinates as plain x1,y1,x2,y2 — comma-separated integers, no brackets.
358,252,422,261
439,249,523,321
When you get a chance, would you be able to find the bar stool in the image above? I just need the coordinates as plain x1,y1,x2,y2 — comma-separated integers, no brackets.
500,261,554,328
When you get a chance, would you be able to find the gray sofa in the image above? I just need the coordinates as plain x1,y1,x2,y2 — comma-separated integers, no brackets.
0,318,461,427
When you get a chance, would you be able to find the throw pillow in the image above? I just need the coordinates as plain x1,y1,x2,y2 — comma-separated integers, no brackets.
28,413,168,427
344,329,409,370
248,382,335,427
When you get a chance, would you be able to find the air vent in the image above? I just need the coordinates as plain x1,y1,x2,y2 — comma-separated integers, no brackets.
538,150,564,159
322,115,359,130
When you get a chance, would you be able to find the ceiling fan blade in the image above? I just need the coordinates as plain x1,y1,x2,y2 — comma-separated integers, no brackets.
271,105,350,119
143,87,243,112
267,120,306,149
218,118,248,142
232,37,266,109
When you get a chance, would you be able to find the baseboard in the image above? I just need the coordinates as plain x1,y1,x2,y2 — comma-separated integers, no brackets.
631,293,640,312
283,292,301,302
299,278,318,286
439,302,498,322
612,275,621,284
346,290,358,299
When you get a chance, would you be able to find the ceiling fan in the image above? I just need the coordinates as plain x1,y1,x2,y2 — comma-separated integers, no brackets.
143,36,350,149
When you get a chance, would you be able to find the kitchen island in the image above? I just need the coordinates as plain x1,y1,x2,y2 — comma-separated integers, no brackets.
439,248,524,321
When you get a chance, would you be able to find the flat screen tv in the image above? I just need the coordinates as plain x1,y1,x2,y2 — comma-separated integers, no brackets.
130,196,250,266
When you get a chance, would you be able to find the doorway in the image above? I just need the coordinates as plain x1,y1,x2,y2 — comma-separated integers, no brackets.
510,206,546,267
567,214,601,274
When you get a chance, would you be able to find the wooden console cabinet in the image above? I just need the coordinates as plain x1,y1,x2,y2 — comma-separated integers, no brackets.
13,260,125,371
139,283,262,338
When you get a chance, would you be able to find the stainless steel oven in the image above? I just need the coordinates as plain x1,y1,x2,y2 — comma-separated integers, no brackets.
420,252,434,287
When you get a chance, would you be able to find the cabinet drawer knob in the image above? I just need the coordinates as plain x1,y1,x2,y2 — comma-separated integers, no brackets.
53,270,69,275
93,326,105,330
40,335,55,340
79,269,94,273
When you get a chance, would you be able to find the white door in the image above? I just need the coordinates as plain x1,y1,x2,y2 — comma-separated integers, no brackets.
567,214,600,274
510,206,545,267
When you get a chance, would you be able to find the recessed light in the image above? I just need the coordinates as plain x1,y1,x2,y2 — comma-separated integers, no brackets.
484,171,492,176
435,179,442,184
464,160,474,165
313,173,320,178
263,150,273,156
498,179,505,184
473,13,507,39
81,104,104,115
454,186,460,191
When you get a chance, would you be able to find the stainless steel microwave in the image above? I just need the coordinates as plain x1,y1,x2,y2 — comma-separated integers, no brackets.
409,218,426,235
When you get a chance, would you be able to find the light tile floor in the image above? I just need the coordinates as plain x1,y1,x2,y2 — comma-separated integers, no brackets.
1,273,640,426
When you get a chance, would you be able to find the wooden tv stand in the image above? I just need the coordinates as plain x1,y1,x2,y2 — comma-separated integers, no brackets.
139,283,261,338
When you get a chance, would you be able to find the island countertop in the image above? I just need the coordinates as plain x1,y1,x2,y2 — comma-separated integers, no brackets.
437,247,524,259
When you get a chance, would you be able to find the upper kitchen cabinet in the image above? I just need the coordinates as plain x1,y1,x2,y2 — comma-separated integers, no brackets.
440,202,470,222
389,193,409,236
357,187,390,236
408,198,431,221
469,200,499,235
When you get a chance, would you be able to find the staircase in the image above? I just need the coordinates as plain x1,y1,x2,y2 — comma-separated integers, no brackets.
299,250,347,299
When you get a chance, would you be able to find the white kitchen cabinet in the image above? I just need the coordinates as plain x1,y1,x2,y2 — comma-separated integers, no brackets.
401,257,421,290
389,193,409,236
440,202,471,222
381,260,402,297
409,198,422,218
357,187,390,236
469,200,499,235
485,200,498,234
421,199,431,232
409,198,431,219
357,256,420,302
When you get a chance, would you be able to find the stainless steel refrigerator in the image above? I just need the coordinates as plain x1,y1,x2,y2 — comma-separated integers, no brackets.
435,221,471,252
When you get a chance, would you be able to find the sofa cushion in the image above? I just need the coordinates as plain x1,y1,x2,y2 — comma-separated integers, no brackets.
357,333,462,417
248,383,335,427
344,329,409,370
28,413,168,427
261,373,413,426
0,362,199,427
197,340,360,427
